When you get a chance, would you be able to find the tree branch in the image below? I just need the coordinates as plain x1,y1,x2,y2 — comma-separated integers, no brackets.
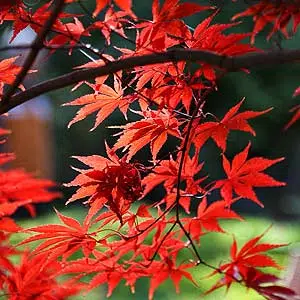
0,0,66,104
0,44,88,52
1,48,300,114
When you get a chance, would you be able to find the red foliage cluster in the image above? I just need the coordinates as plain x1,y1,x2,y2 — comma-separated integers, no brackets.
0,0,299,300
232,0,300,43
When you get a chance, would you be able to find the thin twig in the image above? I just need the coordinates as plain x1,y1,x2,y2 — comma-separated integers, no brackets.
0,44,91,52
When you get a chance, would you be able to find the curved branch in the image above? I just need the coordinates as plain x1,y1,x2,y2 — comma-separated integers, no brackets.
1,48,300,114
1,0,66,104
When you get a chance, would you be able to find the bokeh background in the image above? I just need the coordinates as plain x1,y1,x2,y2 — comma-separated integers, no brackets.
1,0,300,299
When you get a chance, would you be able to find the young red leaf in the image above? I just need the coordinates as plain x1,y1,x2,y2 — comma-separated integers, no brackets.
89,8,129,45
0,168,60,217
215,142,285,207
244,268,296,300
93,0,134,17
186,15,257,81
232,1,300,43
65,144,143,223
284,104,300,130
194,99,272,152
142,153,206,196
207,229,286,294
47,18,90,54
0,56,35,91
148,256,197,300
112,109,181,161
19,209,97,259
0,251,85,299
64,77,135,130
183,197,242,242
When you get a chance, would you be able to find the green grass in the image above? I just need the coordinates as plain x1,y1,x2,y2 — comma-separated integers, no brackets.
11,207,300,300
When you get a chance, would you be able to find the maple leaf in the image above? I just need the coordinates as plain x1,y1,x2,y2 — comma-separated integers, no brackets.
0,0,22,23
0,201,32,218
89,8,130,45
6,3,72,43
232,0,300,43
244,268,296,300
93,0,134,17
148,256,197,300
0,56,21,85
47,18,90,54
64,77,135,130
283,88,300,130
131,61,201,112
293,86,300,98
284,104,300,130
19,208,97,259
142,153,207,213
0,168,61,217
148,73,205,111
185,14,257,81
65,143,143,223
112,109,182,161
183,197,241,242
0,56,35,92
207,229,286,294
194,99,272,152
0,218,21,271
134,0,211,54
142,154,206,195
215,143,285,207
1,251,85,299
152,0,211,23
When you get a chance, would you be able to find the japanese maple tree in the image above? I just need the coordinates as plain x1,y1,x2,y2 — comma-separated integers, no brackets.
0,0,300,299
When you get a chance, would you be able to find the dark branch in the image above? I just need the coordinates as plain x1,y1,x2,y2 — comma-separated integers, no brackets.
1,48,300,114
0,44,88,52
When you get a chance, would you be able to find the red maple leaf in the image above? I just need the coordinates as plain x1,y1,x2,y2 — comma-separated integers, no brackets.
243,268,296,300
93,0,135,17
232,0,300,43
19,208,97,259
215,143,285,207
183,197,241,242
0,218,21,272
89,8,130,45
142,153,207,213
148,256,197,300
135,0,211,53
0,168,61,217
185,14,257,81
193,99,272,152
64,77,136,130
0,56,35,93
284,104,300,130
47,18,90,54
65,144,143,223
112,109,182,161
0,0,22,20
5,3,72,43
1,251,85,299
207,229,286,294
283,87,300,130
